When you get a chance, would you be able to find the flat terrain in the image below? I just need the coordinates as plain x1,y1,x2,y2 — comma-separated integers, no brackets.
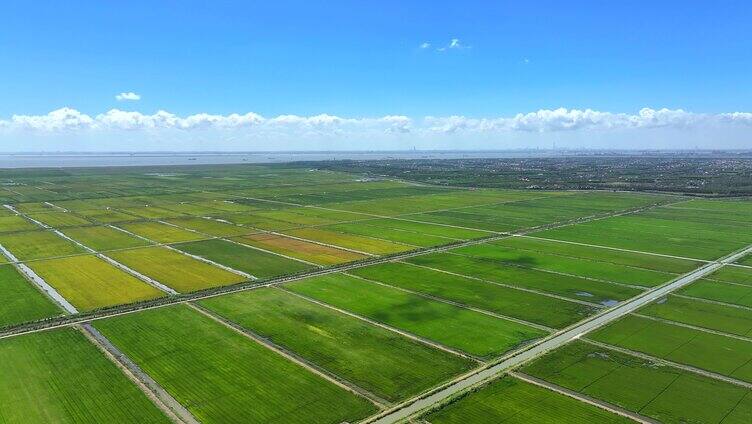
0,164,750,424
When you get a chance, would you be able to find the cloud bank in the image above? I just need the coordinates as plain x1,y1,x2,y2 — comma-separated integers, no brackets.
1,107,750,151
115,92,141,101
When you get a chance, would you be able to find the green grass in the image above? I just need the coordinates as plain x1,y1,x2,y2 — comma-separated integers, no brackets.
0,215,38,233
284,227,415,255
61,225,152,251
117,221,204,243
165,217,254,237
107,247,247,292
590,315,752,383
28,255,166,311
350,262,596,328
0,230,87,261
73,208,139,223
285,273,547,358
737,254,752,266
27,212,92,228
707,266,752,286
0,264,61,328
0,328,169,423
678,279,752,308
455,242,675,287
407,252,642,305
499,236,701,273
425,376,632,424
322,221,459,247
522,340,752,424
640,294,752,337
174,239,312,279
93,305,377,423
116,206,186,219
199,288,475,401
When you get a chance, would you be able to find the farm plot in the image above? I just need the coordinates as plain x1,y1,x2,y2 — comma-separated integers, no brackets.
174,239,313,279
454,242,675,287
283,227,415,255
0,264,61,328
61,225,151,251
522,340,752,424
738,255,752,266
591,315,752,383
498,236,701,274
116,206,185,219
536,205,752,260
0,230,87,261
320,222,458,247
0,328,169,423
154,202,223,215
165,217,254,237
640,294,752,337
27,255,165,311
73,208,139,224
424,376,631,424
233,233,365,265
707,266,752,285
285,273,547,359
350,262,596,329
107,247,247,292
214,212,302,231
250,207,367,226
678,279,752,308
117,221,204,244
93,305,376,423
27,211,92,228
0,215,38,233
11,202,54,213
200,288,475,401
407,252,642,305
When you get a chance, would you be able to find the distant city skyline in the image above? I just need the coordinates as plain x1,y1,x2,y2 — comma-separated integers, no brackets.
1,1,751,150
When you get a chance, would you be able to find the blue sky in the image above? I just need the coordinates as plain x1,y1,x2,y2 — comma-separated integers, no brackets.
1,1,751,151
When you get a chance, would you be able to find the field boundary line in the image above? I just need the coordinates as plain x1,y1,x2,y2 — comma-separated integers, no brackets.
222,236,323,266
398,260,603,308
701,277,752,289
516,234,710,264
582,339,752,389
361,243,752,423
510,372,655,424
186,303,390,409
631,312,752,343
78,323,199,424
672,293,752,312
276,286,484,363
344,272,555,332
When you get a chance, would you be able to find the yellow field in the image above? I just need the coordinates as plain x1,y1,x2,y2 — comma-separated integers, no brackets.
27,255,165,311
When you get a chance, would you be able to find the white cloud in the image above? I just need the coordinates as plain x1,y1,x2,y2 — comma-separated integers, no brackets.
115,92,141,101
419,42,431,49
2,107,751,150
449,38,461,48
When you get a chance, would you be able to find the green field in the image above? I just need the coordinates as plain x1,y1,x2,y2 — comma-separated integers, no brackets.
707,266,752,285
93,305,376,423
590,315,752,383
640,294,752,337
425,376,632,424
455,241,678,287
199,288,475,401
0,328,169,423
407,252,642,305
61,225,152,251
285,273,547,358
0,215,38,233
27,212,92,228
0,264,61,327
28,255,165,310
350,262,596,328
174,239,313,279
523,341,752,423
678,279,752,308
165,217,254,237
117,221,204,244
284,227,415,255
108,247,247,292
74,208,139,224
0,230,87,261
233,233,366,265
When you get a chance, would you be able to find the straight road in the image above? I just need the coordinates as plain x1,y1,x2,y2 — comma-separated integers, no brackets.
366,243,752,423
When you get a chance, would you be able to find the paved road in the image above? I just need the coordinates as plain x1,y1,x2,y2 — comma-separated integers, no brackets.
366,243,752,423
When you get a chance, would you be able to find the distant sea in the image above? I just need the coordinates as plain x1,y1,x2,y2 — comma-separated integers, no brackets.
0,151,559,169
